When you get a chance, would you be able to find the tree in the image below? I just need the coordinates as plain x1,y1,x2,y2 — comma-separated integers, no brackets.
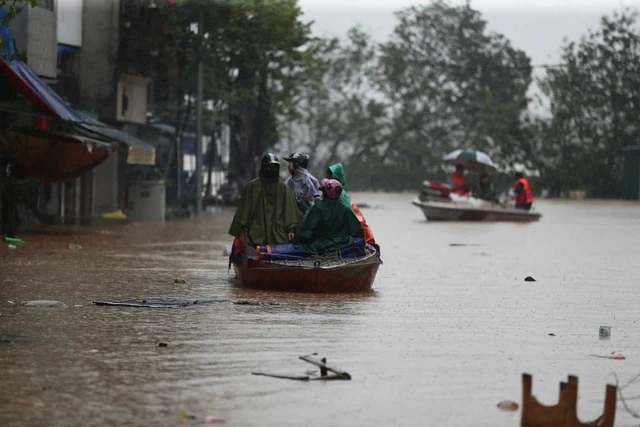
365,0,531,189
218,0,311,185
286,1,532,191
537,8,640,197
281,28,386,177
118,0,312,194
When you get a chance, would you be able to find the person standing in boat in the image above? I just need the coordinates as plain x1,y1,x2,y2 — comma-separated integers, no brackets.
283,152,321,220
514,171,534,211
448,164,470,195
228,153,300,248
292,178,363,254
325,163,379,252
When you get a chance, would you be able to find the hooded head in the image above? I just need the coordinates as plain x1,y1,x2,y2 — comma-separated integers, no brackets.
514,171,524,180
480,171,490,184
455,164,465,176
326,163,346,186
259,153,280,181
319,178,343,200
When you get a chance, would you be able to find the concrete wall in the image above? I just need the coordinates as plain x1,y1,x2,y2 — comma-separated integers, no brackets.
91,152,119,215
10,5,57,78
79,0,120,120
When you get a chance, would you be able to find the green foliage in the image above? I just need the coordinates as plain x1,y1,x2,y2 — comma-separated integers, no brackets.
536,8,640,197
287,0,532,191
120,0,311,186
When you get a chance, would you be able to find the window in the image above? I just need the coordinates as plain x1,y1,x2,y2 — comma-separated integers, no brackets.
39,0,54,11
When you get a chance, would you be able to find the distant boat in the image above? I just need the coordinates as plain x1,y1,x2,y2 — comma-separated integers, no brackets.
412,181,542,222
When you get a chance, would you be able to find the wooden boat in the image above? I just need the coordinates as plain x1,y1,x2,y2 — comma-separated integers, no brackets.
233,249,382,293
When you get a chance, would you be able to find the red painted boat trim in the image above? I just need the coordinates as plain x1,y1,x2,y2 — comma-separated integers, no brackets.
234,254,381,293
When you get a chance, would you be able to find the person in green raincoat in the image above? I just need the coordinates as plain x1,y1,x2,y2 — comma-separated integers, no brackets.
292,178,363,254
228,153,300,247
325,162,379,250
325,163,353,210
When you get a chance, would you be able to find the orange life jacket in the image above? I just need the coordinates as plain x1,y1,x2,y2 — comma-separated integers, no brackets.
351,202,377,247
449,173,469,195
514,178,533,204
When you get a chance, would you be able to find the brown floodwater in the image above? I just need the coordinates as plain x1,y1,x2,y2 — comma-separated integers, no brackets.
2,194,640,426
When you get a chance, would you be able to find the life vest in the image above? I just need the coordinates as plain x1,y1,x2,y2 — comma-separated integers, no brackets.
514,178,533,205
351,202,378,249
449,173,469,195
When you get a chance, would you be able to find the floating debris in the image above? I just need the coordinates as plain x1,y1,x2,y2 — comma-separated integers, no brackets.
497,400,519,411
233,300,279,306
202,415,226,424
524,276,536,282
599,326,611,340
69,243,82,250
174,278,186,284
92,298,229,308
0,334,30,344
590,352,625,360
22,300,67,308
548,333,556,337
177,411,197,421
158,342,168,347
253,354,351,381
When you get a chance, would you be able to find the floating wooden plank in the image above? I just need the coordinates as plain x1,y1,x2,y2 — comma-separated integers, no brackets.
299,355,351,380
92,298,230,308
521,373,616,427
252,372,310,381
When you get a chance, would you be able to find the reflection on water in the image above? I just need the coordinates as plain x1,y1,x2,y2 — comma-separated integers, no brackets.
2,195,640,426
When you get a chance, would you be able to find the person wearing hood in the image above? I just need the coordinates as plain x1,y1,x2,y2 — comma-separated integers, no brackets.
228,153,300,248
325,163,379,251
292,178,363,254
283,152,321,220
325,163,352,209
474,172,498,203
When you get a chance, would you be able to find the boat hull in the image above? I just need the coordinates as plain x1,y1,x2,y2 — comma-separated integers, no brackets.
234,253,381,293
412,199,541,222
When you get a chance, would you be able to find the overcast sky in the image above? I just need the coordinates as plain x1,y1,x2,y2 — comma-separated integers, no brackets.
298,0,640,65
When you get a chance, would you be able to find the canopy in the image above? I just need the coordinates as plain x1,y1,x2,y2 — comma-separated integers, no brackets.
0,128,115,181
0,58,155,164
0,5,154,169
443,149,497,173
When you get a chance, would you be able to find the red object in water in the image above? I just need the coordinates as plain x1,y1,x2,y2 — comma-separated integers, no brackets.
233,252,381,293
589,352,626,360
202,415,226,424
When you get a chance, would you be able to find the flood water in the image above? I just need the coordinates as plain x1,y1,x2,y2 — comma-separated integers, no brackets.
2,193,640,426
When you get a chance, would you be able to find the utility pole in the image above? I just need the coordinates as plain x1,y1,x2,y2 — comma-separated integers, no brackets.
176,135,182,202
195,8,204,215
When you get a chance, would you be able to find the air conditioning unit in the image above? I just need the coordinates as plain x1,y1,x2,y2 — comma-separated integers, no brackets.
116,74,149,124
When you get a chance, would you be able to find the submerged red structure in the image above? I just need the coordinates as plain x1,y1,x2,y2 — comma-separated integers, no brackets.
521,374,616,427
